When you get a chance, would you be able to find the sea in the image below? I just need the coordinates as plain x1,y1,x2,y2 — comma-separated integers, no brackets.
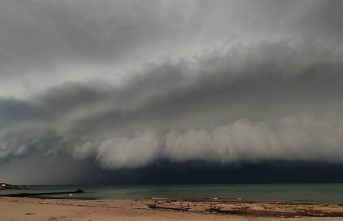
2,184,343,204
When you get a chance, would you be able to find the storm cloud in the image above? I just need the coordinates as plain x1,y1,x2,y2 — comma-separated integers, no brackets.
0,0,343,183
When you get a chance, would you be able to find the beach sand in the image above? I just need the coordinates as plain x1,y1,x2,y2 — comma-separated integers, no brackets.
1,197,343,221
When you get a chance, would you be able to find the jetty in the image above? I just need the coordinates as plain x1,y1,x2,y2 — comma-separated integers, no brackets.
0,189,84,198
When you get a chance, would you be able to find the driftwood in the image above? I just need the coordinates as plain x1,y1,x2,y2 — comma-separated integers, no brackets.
147,204,190,212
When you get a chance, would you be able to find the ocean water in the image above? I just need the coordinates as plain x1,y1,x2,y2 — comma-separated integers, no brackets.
2,184,343,204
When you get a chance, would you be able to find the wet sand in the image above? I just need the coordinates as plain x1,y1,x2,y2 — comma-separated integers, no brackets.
1,197,343,221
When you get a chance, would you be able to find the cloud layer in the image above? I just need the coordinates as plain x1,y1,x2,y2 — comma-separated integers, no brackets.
0,0,343,183
1,42,343,170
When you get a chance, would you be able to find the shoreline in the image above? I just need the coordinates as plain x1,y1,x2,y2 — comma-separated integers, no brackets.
2,192,343,206
1,197,343,220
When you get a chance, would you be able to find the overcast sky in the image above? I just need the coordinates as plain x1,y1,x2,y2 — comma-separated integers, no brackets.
1,0,343,184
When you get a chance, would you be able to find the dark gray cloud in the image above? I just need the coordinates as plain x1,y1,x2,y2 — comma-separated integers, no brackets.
0,0,343,183
0,153,102,185
1,42,343,169
2,0,342,96
297,0,343,45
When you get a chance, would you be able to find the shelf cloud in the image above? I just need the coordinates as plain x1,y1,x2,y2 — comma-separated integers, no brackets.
0,0,342,183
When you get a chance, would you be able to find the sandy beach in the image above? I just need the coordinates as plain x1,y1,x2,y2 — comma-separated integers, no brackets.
1,197,343,221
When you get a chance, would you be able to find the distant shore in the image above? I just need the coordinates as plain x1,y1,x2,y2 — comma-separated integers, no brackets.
1,197,343,220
